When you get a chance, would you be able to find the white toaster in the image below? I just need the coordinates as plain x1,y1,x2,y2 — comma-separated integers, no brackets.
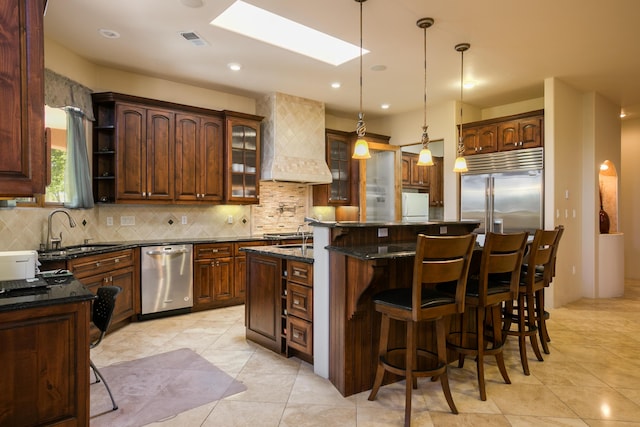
0,250,38,281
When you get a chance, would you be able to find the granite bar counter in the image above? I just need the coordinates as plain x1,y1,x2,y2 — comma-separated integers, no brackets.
310,220,479,396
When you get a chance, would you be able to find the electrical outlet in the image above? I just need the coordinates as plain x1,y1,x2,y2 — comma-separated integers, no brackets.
227,215,233,224
121,216,135,226
377,228,388,238
106,216,113,226
181,215,187,225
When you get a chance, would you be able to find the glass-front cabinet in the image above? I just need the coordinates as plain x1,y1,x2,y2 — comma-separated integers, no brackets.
225,113,262,203
313,129,354,206
327,132,351,203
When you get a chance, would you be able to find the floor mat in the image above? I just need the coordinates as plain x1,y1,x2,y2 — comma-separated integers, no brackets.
90,348,246,427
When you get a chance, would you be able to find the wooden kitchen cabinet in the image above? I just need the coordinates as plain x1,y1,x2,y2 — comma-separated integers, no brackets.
245,252,285,354
461,124,498,155
461,110,544,156
428,156,444,207
401,152,430,190
0,0,46,197
67,249,138,332
0,299,92,427
313,130,353,206
115,104,175,202
225,112,262,204
175,113,224,203
313,130,390,207
497,113,543,151
92,93,259,205
193,243,235,311
234,241,268,301
286,260,313,362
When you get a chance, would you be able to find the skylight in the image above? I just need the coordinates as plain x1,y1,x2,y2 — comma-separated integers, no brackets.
210,1,367,66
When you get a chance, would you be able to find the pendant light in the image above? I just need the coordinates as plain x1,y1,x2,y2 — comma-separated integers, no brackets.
352,0,371,159
453,43,470,173
416,17,434,166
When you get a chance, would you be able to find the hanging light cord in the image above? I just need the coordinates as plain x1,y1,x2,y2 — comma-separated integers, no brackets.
458,47,465,155
422,23,429,145
356,0,366,138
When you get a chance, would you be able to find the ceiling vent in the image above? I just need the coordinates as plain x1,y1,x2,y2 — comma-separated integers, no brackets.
179,31,208,46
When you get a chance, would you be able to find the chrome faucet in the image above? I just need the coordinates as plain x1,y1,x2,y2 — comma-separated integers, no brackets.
297,223,310,252
47,209,77,250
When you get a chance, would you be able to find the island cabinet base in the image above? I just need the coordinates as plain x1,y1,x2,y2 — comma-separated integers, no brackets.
327,247,463,397
0,301,92,427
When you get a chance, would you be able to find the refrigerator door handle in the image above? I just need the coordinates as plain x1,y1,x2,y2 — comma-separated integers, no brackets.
488,176,495,233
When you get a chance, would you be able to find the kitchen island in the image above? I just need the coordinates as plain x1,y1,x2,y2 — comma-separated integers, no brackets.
311,220,480,396
242,244,315,364
0,274,96,426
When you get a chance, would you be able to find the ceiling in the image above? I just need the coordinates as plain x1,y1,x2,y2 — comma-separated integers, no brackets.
44,0,640,121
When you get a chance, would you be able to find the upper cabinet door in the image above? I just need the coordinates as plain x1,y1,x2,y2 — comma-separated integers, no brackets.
176,113,223,203
116,104,147,200
225,115,261,203
0,0,46,196
145,109,175,201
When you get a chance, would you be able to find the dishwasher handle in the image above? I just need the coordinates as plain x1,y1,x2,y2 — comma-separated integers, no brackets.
145,248,189,256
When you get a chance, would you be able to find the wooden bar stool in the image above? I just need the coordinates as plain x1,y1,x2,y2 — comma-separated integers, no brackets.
439,231,528,401
503,226,562,374
368,233,476,427
536,225,564,352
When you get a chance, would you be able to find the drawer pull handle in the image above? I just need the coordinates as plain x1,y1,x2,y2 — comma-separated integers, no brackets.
293,298,300,305
293,332,300,338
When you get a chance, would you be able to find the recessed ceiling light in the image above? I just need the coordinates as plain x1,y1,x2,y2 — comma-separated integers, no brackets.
210,1,367,66
620,110,627,118
331,82,341,89
228,63,242,71
98,29,120,39
463,81,476,89
371,65,387,72
381,104,390,110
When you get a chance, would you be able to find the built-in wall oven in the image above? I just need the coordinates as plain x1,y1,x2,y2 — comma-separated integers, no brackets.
140,244,193,320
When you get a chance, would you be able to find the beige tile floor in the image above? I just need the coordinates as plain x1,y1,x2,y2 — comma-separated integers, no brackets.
91,280,640,426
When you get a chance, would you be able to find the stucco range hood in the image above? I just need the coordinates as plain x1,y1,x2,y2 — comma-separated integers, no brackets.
257,92,332,184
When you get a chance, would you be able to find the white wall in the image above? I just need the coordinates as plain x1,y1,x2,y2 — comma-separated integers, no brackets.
544,78,584,307
621,118,640,279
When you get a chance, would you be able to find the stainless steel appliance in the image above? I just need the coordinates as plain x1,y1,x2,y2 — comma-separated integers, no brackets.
140,244,193,319
460,147,543,235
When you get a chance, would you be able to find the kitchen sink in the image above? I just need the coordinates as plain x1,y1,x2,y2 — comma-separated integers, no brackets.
39,243,120,257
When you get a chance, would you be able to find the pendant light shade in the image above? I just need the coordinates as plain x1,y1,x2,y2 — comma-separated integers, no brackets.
352,0,371,160
453,43,470,173
416,17,434,167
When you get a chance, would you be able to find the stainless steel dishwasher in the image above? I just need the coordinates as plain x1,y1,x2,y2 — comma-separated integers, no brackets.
140,244,193,320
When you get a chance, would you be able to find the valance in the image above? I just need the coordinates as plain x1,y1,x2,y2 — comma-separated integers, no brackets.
44,68,95,121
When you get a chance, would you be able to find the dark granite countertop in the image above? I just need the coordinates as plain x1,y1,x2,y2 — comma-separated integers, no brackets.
37,233,311,262
326,242,417,260
309,220,481,229
0,274,96,312
240,244,314,264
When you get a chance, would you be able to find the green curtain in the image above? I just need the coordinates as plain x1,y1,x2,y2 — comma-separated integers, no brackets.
64,108,94,209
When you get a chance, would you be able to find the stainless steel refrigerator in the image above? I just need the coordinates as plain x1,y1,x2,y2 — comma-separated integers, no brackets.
460,147,544,235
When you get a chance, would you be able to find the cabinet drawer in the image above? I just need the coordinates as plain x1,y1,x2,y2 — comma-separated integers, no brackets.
234,240,268,257
194,243,233,259
68,249,134,279
287,261,313,286
287,282,312,321
287,316,312,356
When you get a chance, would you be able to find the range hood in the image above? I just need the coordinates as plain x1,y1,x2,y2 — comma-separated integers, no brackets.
257,92,332,184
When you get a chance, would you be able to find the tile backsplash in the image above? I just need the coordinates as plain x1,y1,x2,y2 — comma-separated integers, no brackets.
0,181,314,251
